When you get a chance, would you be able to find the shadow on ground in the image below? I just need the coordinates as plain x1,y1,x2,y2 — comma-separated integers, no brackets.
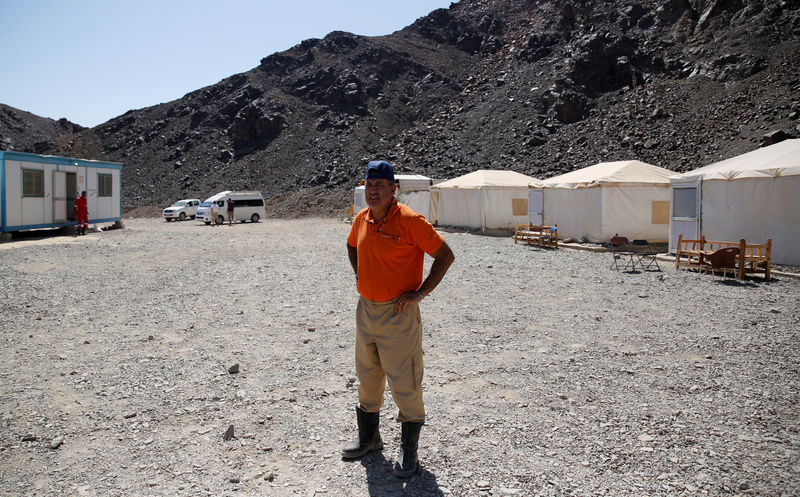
339,452,445,496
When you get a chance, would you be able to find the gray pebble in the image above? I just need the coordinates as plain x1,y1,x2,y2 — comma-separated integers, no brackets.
223,424,235,441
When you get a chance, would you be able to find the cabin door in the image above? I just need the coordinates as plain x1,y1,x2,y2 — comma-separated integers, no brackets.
53,171,67,222
528,188,543,225
669,178,701,254
66,172,77,220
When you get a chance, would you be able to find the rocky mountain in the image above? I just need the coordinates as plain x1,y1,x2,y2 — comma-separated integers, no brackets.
2,0,799,216
0,104,85,154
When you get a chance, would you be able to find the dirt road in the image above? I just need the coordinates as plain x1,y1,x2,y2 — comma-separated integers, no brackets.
1,218,798,496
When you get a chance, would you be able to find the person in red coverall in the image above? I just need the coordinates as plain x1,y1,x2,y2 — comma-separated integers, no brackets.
75,191,89,235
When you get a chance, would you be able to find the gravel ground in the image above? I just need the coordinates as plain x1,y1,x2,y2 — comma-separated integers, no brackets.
1,217,798,497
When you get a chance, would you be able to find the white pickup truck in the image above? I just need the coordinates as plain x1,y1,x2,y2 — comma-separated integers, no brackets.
162,199,200,221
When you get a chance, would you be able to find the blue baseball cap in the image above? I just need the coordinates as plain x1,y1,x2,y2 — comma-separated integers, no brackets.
365,160,394,182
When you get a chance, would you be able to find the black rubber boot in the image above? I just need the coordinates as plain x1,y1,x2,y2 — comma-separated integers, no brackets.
341,407,383,459
393,421,423,478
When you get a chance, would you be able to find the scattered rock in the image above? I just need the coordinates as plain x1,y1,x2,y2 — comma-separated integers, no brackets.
1,210,798,496
761,130,793,147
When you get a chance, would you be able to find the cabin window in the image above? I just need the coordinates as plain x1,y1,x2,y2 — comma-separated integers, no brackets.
672,187,697,219
22,169,44,197
98,173,113,197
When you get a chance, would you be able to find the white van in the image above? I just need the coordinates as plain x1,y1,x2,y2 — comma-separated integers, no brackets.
196,191,266,225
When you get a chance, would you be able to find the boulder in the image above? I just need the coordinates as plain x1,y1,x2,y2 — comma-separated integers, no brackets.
761,130,793,147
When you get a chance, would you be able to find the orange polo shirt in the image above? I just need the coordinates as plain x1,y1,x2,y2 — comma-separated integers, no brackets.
348,199,444,302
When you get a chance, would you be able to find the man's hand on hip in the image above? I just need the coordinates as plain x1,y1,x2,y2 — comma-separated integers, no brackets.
394,291,423,314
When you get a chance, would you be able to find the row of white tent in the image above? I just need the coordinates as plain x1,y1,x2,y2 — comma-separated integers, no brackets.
353,139,800,265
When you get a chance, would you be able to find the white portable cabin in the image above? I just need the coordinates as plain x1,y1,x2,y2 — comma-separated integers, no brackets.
0,150,122,232
669,139,800,265
353,174,440,220
431,170,539,231
532,160,674,242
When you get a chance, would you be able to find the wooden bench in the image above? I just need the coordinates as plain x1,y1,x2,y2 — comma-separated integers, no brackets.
738,238,772,280
514,223,558,248
674,235,771,280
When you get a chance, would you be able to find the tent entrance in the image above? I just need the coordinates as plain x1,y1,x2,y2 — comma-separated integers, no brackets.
429,190,439,225
669,179,701,253
528,188,542,225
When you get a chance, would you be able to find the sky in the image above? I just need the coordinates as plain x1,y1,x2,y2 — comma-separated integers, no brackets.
1,0,454,128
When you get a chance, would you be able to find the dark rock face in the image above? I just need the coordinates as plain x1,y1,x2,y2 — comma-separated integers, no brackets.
227,99,287,158
568,33,641,94
2,0,799,215
0,105,85,153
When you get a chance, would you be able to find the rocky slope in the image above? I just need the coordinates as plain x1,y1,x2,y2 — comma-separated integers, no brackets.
2,0,799,215
0,104,85,154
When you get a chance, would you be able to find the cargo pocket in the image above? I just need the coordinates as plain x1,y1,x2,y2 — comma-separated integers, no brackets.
411,350,424,390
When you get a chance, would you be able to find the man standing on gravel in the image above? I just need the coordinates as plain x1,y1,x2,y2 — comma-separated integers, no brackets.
343,160,455,478
74,191,89,235
210,200,219,226
226,198,235,225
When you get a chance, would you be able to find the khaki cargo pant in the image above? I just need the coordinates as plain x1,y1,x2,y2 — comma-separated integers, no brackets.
355,296,425,422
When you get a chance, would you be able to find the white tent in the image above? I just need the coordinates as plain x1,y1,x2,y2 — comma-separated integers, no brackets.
353,174,440,220
431,170,539,231
669,139,800,265
396,174,438,220
534,160,674,242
